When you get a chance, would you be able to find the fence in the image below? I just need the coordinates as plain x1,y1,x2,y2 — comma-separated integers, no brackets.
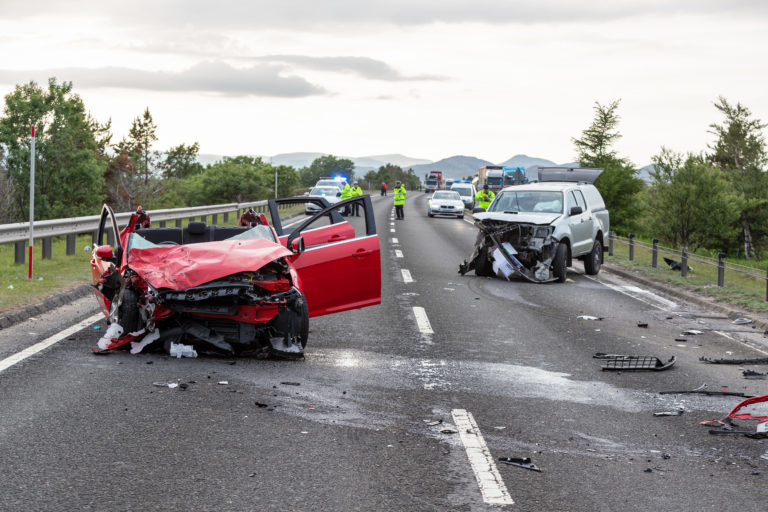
0,201,275,264
607,232,768,302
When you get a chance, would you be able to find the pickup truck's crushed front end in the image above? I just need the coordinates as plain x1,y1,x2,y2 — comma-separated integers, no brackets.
459,219,559,283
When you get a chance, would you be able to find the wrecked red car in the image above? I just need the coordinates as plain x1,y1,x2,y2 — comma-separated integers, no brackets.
90,195,381,358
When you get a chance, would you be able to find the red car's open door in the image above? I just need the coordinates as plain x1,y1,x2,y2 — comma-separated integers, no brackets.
286,196,381,318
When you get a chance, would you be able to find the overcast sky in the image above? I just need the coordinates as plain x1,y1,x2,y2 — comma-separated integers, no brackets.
0,0,766,165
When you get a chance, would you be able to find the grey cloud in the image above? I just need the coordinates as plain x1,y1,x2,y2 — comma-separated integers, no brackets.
254,55,445,81
3,1,766,27
0,61,326,97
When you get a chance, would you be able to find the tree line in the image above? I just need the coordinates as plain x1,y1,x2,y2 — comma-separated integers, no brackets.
574,98,767,259
1,78,766,259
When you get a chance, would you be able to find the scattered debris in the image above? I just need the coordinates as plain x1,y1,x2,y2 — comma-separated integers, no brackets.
169,342,198,359
440,429,458,434
637,322,648,328
7,285,13,290
674,338,688,342
682,329,703,335
732,317,753,325
577,315,602,321
661,389,754,398
93,325,102,331
654,409,684,417
255,402,269,408
423,419,443,427
700,357,768,365
280,381,301,386
152,381,178,389
217,381,229,385
743,370,767,380
600,355,676,371
498,457,542,472
663,257,693,271
494,426,506,430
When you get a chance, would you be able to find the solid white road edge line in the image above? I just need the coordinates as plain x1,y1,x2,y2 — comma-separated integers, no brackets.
452,409,514,506
401,269,413,283
412,306,433,334
0,312,104,373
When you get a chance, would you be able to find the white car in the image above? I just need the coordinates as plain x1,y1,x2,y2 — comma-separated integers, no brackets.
450,183,476,209
305,186,342,214
459,167,609,283
427,190,465,219
314,179,345,191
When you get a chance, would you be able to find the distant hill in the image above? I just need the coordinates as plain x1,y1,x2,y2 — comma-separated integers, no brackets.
409,155,495,181
499,154,557,168
638,164,655,183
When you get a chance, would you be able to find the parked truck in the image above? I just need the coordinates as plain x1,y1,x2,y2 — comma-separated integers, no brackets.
502,166,529,187
480,166,505,193
424,171,444,193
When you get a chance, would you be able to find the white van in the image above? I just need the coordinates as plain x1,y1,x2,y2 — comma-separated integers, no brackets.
450,182,476,210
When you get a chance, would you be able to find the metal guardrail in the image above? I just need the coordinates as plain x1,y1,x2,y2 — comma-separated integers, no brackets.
607,231,768,301
0,201,273,263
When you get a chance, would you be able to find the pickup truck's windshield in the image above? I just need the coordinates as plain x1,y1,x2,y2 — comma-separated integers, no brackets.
488,190,564,214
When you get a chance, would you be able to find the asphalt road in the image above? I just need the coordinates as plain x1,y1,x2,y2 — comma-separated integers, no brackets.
1,192,767,511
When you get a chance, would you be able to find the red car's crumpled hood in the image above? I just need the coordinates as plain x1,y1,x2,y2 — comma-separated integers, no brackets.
127,238,293,290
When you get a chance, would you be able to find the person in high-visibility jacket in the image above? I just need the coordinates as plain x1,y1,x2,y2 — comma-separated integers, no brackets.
350,181,363,216
340,180,352,216
475,183,495,210
393,180,407,220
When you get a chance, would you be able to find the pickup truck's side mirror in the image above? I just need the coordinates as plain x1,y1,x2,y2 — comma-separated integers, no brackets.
569,206,584,216
472,207,486,214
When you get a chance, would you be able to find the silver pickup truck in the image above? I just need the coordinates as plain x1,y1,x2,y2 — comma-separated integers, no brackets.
459,167,609,283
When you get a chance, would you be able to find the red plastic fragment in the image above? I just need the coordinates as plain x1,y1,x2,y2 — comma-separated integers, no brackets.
724,394,768,423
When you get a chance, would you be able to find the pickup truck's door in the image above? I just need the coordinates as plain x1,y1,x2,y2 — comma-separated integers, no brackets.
566,190,593,256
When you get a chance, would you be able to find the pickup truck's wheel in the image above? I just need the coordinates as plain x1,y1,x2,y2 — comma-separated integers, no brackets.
552,243,567,283
584,239,602,275
475,247,495,277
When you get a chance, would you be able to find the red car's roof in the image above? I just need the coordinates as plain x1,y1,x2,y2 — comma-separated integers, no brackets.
127,238,293,290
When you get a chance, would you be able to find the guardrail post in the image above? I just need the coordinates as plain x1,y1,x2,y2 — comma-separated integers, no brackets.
42,237,52,259
608,231,614,256
765,265,768,301
159,220,166,228
628,233,635,261
212,214,218,225
14,241,25,264
66,234,76,255
92,230,98,246
175,219,182,228
651,238,658,268
718,252,726,287
681,247,688,277
223,212,229,223
106,230,115,246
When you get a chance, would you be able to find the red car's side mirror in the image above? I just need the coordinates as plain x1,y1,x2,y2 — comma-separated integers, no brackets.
95,245,115,262
290,236,305,254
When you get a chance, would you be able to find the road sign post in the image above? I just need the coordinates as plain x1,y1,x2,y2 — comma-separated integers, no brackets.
28,126,35,280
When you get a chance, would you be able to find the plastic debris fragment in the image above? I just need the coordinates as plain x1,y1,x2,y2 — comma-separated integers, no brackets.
700,357,768,365
637,322,648,328
130,330,160,354
498,457,542,472
732,317,752,325
577,315,602,321
600,355,676,371
743,370,767,380
682,330,703,335
440,429,458,434
96,323,123,350
662,389,754,398
654,409,684,417
169,342,198,359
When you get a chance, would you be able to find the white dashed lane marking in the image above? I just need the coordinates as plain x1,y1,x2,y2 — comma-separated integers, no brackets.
395,250,403,258
412,306,433,334
401,269,413,283
391,238,398,244
452,409,514,506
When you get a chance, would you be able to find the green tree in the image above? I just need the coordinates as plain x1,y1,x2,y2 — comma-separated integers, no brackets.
119,107,158,183
161,142,204,179
195,156,269,204
298,155,355,187
0,78,106,220
572,100,644,233
707,97,768,258
649,148,739,251
272,164,300,197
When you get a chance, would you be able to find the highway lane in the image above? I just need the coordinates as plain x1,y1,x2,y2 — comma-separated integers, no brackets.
0,192,766,511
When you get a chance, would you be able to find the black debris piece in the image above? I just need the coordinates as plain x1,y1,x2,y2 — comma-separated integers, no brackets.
743,370,767,380
654,409,684,417
644,468,653,473
594,353,634,359
280,382,301,386
663,257,693,271
660,390,755,398
637,322,649,328
255,402,269,408
179,383,188,390
700,357,768,365
498,457,542,472
601,355,676,371
674,338,688,342
440,429,458,434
